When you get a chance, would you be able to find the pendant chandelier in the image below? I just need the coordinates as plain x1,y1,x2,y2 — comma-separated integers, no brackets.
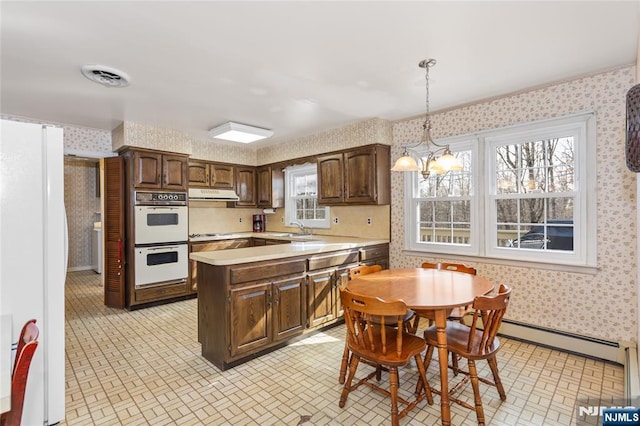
391,59,463,179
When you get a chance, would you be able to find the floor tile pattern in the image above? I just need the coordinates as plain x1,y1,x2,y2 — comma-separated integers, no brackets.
62,271,624,425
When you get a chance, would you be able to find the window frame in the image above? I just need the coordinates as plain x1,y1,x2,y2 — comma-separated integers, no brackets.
284,163,330,230
404,137,480,256
403,112,597,268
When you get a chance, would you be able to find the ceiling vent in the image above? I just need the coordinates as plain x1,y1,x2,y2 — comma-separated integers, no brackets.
81,64,131,88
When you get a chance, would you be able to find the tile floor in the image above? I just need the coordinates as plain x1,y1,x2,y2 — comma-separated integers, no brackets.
63,271,624,425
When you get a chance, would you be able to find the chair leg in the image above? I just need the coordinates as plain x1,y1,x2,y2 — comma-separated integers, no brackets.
414,354,434,405
339,355,360,408
389,366,400,426
487,356,507,401
416,345,435,395
451,351,460,376
468,360,485,426
339,342,350,384
407,314,420,334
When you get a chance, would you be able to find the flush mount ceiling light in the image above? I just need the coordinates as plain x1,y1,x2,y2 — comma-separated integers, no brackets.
391,59,463,179
81,64,131,88
208,122,274,143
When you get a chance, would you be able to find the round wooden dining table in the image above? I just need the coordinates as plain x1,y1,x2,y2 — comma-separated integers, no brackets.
346,267,494,426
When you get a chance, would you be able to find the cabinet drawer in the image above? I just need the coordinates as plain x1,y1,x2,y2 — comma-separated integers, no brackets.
359,244,389,261
307,250,359,271
134,281,187,303
230,259,307,284
191,239,251,252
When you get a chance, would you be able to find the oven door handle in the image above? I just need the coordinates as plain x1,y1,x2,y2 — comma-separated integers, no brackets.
143,206,184,210
145,246,182,251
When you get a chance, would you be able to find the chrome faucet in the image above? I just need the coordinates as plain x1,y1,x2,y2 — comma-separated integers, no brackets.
292,221,310,235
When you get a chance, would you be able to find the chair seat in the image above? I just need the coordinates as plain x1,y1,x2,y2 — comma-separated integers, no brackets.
349,326,426,366
423,321,501,360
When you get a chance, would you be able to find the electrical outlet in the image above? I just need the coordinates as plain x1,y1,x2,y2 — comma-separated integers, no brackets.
367,217,372,226
281,217,284,223
333,217,339,224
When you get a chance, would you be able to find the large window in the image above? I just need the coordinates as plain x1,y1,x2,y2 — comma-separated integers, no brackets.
405,113,596,267
284,163,330,229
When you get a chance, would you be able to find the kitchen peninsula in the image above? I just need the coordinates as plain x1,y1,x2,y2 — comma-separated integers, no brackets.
190,233,389,370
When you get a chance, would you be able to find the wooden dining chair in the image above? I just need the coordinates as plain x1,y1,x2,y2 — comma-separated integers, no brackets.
1,320,40,426
418,284,512,426
350,265,419,333
339,288,433,426
12,319,37,376
421,262,478,374
339,265,419,384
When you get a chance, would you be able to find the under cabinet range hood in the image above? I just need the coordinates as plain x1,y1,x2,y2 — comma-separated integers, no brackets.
188,188,240,201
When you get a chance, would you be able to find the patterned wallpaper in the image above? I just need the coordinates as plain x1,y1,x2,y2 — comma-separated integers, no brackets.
391,65,637,343
64,158,101,270
114,121,257,165
257,117,393,164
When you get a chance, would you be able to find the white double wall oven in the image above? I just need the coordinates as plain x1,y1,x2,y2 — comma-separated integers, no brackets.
133,191,188,288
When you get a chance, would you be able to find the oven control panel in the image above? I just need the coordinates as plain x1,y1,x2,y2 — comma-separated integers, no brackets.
135,191,187,206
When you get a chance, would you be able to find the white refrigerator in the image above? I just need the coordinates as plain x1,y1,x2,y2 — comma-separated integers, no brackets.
0,119,66,425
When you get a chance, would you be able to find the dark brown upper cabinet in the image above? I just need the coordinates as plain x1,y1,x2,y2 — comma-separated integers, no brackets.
211,163,235,189
128,149,188,191
234,166,257,207
188,160,235,189
316,144,390,205
257,165,284,208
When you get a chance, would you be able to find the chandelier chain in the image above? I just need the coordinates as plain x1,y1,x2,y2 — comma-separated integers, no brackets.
424,62,431,132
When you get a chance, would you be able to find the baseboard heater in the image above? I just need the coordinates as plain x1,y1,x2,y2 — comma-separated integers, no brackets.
625,346,640,400
499,319,624,364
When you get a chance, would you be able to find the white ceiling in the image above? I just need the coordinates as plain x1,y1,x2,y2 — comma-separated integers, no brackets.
1,1,638,148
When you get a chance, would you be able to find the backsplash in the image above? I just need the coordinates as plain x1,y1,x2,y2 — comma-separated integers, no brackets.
189,203,390,239
391,65,637,343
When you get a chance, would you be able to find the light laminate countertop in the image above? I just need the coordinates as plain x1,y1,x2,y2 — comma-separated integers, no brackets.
189,233,389,266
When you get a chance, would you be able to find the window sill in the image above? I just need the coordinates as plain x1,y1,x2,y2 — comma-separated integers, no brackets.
402,249,599,275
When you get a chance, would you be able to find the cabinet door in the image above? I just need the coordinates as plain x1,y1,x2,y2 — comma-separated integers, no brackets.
211,163,235,189
104,156,126,308
272,275,305,341
163,154,187,190
317,153,344,204
235,166,257,207
256,166,272,207
133,151,163,189
344,147,376,203
335,263,358,318
307,269,336,328
230,282,271,357
261,166,285,208
188,161,210,187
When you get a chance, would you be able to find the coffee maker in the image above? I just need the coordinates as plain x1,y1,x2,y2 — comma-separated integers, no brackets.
253,214,265,232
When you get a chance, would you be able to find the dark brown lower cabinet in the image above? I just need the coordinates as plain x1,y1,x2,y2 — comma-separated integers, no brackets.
229,274,306,358
197,245,386,370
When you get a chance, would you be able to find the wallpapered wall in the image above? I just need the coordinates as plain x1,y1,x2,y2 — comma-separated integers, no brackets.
257,117,392,164
391,65,637,343
64,158,100,270
112,122,257,165
63,125,111,270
